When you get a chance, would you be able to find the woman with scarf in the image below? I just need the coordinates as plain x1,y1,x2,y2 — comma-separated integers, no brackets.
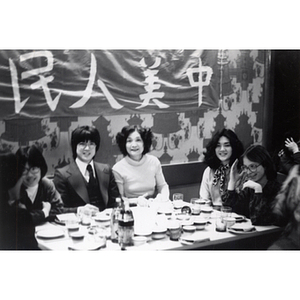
199,129,244,207
222,145,281,226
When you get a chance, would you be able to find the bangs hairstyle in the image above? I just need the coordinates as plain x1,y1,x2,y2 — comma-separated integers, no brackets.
16,145,48,178
204,129,244,170
71,126,100,160
242,145,277,181
116,125,153,156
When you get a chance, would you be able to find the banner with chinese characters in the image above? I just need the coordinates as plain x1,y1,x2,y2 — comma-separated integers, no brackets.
0,50,220,119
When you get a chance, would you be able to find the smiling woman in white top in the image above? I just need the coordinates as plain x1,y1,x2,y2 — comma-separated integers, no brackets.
199,129,244,207
113,125,169,205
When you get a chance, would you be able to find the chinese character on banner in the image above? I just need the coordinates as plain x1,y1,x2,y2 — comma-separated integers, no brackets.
137,57,169,109
9,51,61,113
186,58,213,106
9,51,110,113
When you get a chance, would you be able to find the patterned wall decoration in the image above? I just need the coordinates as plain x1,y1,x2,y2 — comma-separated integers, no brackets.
0,50,269,176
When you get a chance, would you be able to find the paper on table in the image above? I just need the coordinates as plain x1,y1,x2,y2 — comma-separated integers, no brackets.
56,213,78,222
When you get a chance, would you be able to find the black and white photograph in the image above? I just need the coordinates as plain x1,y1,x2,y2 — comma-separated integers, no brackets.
0,1,298,299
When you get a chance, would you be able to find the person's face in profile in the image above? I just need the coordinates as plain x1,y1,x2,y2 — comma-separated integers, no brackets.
76,140,96,163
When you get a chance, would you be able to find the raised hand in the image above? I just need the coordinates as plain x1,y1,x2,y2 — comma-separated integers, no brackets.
285,137,299,154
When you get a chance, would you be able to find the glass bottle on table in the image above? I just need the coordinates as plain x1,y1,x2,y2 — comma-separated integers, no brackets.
110,197,121,243
118,199,134,249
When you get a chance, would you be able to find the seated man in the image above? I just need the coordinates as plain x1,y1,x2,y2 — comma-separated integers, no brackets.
53,125,120,214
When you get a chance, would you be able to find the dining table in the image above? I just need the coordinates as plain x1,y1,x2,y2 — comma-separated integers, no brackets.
35,200,283,251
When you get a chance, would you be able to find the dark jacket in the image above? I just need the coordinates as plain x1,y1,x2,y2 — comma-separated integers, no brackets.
53,161,119,212
222,180,281,226
19,177,64,225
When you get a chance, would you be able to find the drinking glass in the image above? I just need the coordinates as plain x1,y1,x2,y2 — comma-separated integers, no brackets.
190,198,201,215
221,206,232,221
173,193,184,202
81,209,92,226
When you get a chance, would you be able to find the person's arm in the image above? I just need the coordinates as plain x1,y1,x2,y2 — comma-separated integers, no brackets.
155,163,169,201
248,182,279,225
199,167,212,202
43,178,64,219
292,152,300,164
106,167,120,208
112,168,124,198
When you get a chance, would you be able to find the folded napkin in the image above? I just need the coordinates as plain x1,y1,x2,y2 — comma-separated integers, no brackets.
56,213,78,223
230,223,255,232
181,232,210,244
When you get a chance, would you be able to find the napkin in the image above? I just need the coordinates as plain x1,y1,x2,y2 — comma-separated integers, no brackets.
181,232,210,244
56,213,78,223
230,223,255,232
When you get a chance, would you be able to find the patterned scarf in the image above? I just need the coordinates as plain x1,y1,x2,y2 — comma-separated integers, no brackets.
212,164,229,194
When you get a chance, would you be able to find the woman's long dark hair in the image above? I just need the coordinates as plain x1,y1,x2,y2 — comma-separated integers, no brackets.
204,129,244,170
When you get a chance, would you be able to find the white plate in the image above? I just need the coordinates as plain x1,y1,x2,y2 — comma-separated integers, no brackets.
68,241,105,251
36,229,65,239
228,228,256,235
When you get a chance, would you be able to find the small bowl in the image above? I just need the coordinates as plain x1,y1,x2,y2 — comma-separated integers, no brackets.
152,227,167,240
201,206,213,213
183,225,196,234
134,229,152,241
176,213,190,221
66,223,79,231
180,220,194,227
133,236,147,246
193,217,208,230
157,208,173,216
195,199,206,205
94,213,111,226
70,231,85,240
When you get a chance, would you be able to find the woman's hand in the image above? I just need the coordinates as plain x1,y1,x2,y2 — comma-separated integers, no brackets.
285,138,299,154
227,159,240,190
137,193,148,207
242,180,262,193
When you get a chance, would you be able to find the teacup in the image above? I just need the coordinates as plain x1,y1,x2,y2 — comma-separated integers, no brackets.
168,226,181,241
182,225,196,235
